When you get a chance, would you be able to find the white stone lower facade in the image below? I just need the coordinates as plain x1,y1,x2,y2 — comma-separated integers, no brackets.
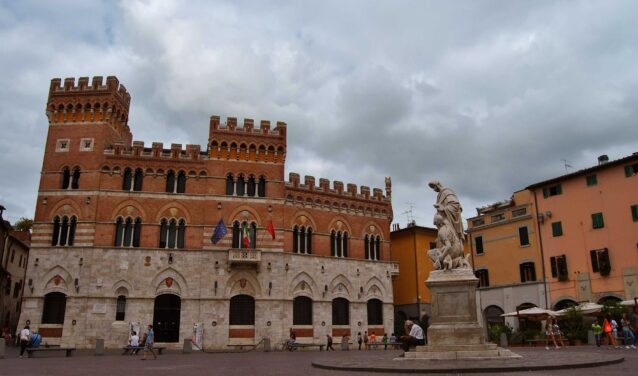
19,247,396,349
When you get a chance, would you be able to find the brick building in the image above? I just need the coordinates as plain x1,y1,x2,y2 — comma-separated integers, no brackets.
18,76,397,349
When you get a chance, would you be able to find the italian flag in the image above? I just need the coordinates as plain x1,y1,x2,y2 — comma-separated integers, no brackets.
242,222,251,248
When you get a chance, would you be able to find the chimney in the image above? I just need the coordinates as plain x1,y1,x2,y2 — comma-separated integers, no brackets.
598,155,609,165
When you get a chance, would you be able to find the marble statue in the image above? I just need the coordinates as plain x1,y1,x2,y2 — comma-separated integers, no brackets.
427,182,471,270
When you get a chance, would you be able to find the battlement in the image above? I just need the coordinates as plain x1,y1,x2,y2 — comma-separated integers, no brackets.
209,115,287,139
49,76,131,107
286,172,391,203
104,140,207,161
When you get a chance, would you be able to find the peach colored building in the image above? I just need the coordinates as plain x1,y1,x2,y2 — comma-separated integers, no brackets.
527,154,638,310
467,189,547,330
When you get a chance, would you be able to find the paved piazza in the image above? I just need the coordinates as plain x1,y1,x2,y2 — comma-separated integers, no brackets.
2,346,638,375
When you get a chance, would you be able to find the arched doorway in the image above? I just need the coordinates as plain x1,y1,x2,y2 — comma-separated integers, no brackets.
153,294,181,342
553,299,577,311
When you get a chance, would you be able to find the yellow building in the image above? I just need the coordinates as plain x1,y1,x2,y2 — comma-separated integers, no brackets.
466,189,547,330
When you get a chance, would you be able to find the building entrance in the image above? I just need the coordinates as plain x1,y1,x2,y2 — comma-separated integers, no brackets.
153,294,181,342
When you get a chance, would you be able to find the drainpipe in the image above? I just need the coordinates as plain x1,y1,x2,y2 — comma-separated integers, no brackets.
532,189,550,309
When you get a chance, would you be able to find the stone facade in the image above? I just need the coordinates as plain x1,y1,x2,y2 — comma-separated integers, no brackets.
19,76,397,349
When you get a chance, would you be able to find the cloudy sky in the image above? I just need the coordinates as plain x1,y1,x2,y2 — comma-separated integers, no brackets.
1,0,637,228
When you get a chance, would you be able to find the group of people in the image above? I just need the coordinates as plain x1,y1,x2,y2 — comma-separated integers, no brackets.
543,317,566,350
127,324,158,360
355,330,394,350
592,313,637,349
13,325,42,358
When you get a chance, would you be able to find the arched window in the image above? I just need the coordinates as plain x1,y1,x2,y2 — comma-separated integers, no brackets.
159,218,185,249
232,221,241,248
332,231,348,258
122,168,133,191
247,176,256,196
236,175,246,196
176,171,186,193
71,167,80,189
115,217,141,247
52,215,76,246
226,173,234,195
292,225,299,253
165,170,175,193
61,167,71,189
133,168,144,191
258,176,266,197
365,235,381,261
115,295,126,321
367,299,383,325
229,295,255,325
293,296,313,325
332,298,349,325
42,292,67,324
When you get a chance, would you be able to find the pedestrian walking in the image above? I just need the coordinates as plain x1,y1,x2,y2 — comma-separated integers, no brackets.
326,334,335,351
363,331,369,350
603,316,619,348
141,324,157,360
18,325,30,358
382,333,388,350
544,318,559,350
621,313,636,349
357,332,362,350
592,319,602,347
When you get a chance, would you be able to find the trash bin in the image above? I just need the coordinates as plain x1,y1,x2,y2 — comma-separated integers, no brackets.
263,337,271,352
183,338,192,353
95,338,104,356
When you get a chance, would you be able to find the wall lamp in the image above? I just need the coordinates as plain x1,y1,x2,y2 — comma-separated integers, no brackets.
74,278,79,293
168,253,174,264
85,196,91,205
214,280,218,296
268,282,272,296
28,279,33,293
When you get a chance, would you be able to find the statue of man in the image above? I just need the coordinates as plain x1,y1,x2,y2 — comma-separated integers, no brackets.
428,181,464,241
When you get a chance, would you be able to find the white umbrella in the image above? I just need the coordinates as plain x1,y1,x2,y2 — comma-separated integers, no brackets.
501,307,561,320
620,298,638,307
555,302,603,316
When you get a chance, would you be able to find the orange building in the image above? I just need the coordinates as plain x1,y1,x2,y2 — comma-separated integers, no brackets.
390,223,437,325
527,154,638,310
466,189,547,330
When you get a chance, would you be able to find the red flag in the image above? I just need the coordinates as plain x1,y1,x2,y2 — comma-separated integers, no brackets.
267,220,275,240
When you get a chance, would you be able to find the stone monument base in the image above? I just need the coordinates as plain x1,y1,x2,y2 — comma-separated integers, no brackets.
397,268,520,360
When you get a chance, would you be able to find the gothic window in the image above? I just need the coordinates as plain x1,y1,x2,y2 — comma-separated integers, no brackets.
367,299,383,325
114,217,141,247
176,171,186,193
226,173,234,195
330,231,348,257
332,298,349,325
232,221,256,249
229,295,255,325
51,215,76,246
232,221,240,248
71,167,80,189
293,296,313,325
61,167,71,189
247,176,256,196
159,218,185,249
366,235,381,261
115,295,126,321
133,168,144,191
122,168,133,191
293,226,313,254
236,175,245,196
166,170,175,193
42,292,67,324
258,176,266,197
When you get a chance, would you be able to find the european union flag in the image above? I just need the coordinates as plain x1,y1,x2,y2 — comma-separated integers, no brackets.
211,218,228,245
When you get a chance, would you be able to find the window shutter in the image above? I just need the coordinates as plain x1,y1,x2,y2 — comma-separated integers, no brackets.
556,184,562,194
557,255,568,279
590,250,599,272
626,165,633,177
550,257,557,278
543,188,549,198
530,263,537,281
600,248,611,276
520,263,525,283
632,205,638,222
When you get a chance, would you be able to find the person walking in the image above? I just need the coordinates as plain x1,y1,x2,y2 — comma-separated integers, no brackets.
603,316,619,348
18,325,30,358
141,325,157,360
357,332,363,350
382,333,388,350
592,319,602,347
611,318,620,348
326,334,335,351
621,313,636,349
363,331,369,350
552,321,566,348
544,318,558,350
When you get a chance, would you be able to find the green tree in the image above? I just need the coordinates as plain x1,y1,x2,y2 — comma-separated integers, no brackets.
14,217,33,232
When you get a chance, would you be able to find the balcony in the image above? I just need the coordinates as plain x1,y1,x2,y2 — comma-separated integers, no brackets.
228,248,261,267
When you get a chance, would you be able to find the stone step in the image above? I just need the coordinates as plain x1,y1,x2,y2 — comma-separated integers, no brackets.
415,343,497,352
403,347,521,360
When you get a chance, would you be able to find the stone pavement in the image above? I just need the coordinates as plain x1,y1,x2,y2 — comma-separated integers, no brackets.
1,345,637,376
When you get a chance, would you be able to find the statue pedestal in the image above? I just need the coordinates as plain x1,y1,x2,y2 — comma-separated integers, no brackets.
403,268,520,360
